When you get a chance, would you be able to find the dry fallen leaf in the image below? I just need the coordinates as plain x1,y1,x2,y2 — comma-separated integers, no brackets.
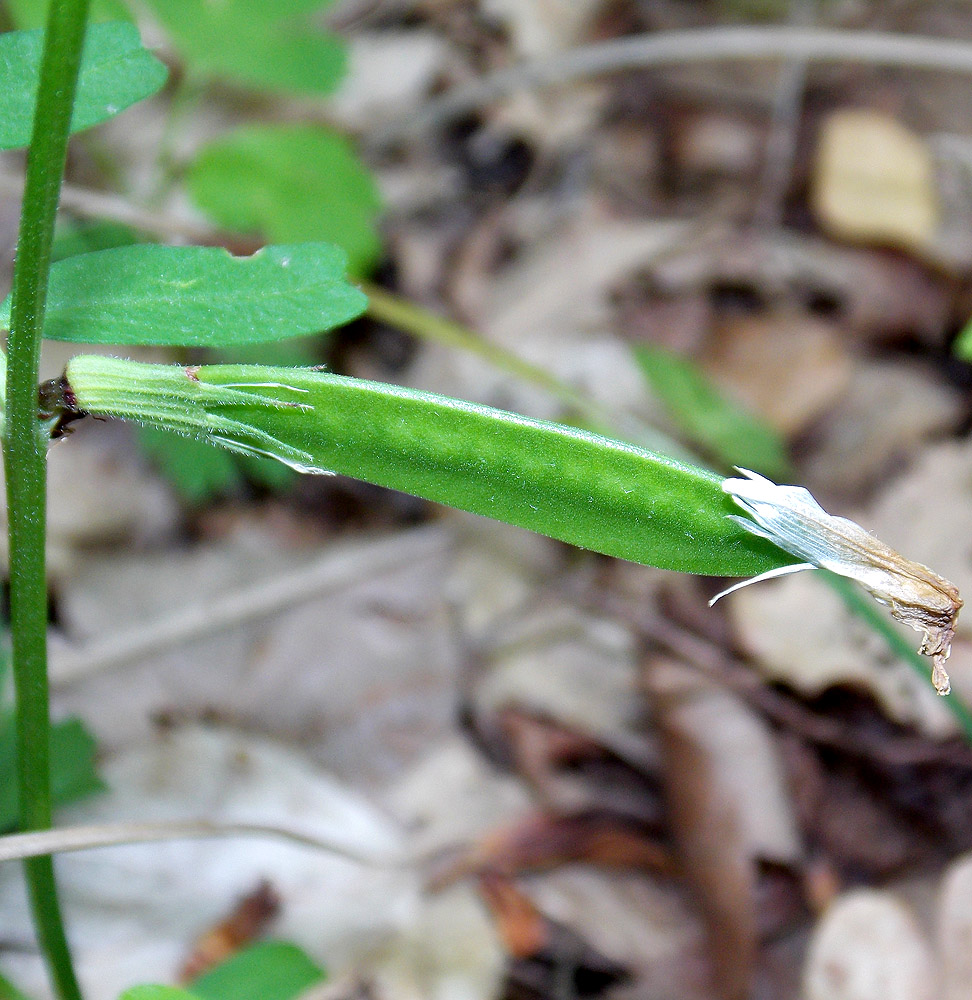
803,889,938,1000
53,522,457,788
408,205,691,422
703,310,851,436
803,360,962,499
480,0,602,56
938,852,972,1000
0,727,412,1000
527,867,718,1000
729,572,963,733
813,110,939,254
330,31,448,131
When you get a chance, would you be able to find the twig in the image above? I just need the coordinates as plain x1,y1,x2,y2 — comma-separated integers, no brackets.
754,0,816,228
586,585,972,768
376,27,972,144
0,171,216,245
0,820,403,867
51,525,448,687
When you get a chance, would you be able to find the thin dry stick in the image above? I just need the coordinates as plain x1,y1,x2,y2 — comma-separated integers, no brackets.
0,172,217,245
754,0,817,228
51,525,448,687
8,30,972,229
377,27,972,143
0,820,404,867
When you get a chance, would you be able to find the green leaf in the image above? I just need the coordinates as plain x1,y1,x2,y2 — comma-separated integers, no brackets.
0,243,367,346
137,426,243,504
51,219,139,262
190,942,325,1000
224,337,322,368
954,317,972,363
0,22,168,150
187,126,382,276
139,417,297,502
118,988,203,1000
633,344,790,479
0,716,104,832
66,356,797,578
0,969,33,1000
139,0,345,95
49,718,105,809
236,453,297,492
4,0,131,30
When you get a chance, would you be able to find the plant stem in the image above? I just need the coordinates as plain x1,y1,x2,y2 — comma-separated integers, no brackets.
5,1,91,998
378,27,972,143
362,283,596,413
0,819,401,867
361,282,689,458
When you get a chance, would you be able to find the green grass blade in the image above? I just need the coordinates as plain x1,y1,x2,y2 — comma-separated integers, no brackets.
633,344,790,478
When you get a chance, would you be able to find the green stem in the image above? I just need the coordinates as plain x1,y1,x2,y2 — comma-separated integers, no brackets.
363,282,595,413
361,283,690,460
5,1,91,998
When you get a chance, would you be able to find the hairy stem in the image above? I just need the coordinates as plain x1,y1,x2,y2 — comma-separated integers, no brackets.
5,1,91,997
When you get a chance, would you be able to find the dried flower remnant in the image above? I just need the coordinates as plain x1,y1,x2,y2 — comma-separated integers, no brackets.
178,880,280,982
709,469,962,696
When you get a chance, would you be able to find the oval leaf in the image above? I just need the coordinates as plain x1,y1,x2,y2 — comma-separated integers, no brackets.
190,941,325,1000
187,125,382,276
65,356,795,577
0,243,367,346
140,0,346,95
0,22,168,150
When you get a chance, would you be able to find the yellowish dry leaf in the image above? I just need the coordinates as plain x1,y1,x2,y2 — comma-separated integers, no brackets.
813,110,939,254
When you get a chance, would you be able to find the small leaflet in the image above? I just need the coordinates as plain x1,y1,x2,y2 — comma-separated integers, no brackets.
710,469,962,696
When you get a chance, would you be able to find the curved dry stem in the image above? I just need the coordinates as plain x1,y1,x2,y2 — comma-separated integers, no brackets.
378,27,972,142
0,820,404,868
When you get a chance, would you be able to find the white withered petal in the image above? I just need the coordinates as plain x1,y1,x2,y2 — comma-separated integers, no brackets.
710,469,963,696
